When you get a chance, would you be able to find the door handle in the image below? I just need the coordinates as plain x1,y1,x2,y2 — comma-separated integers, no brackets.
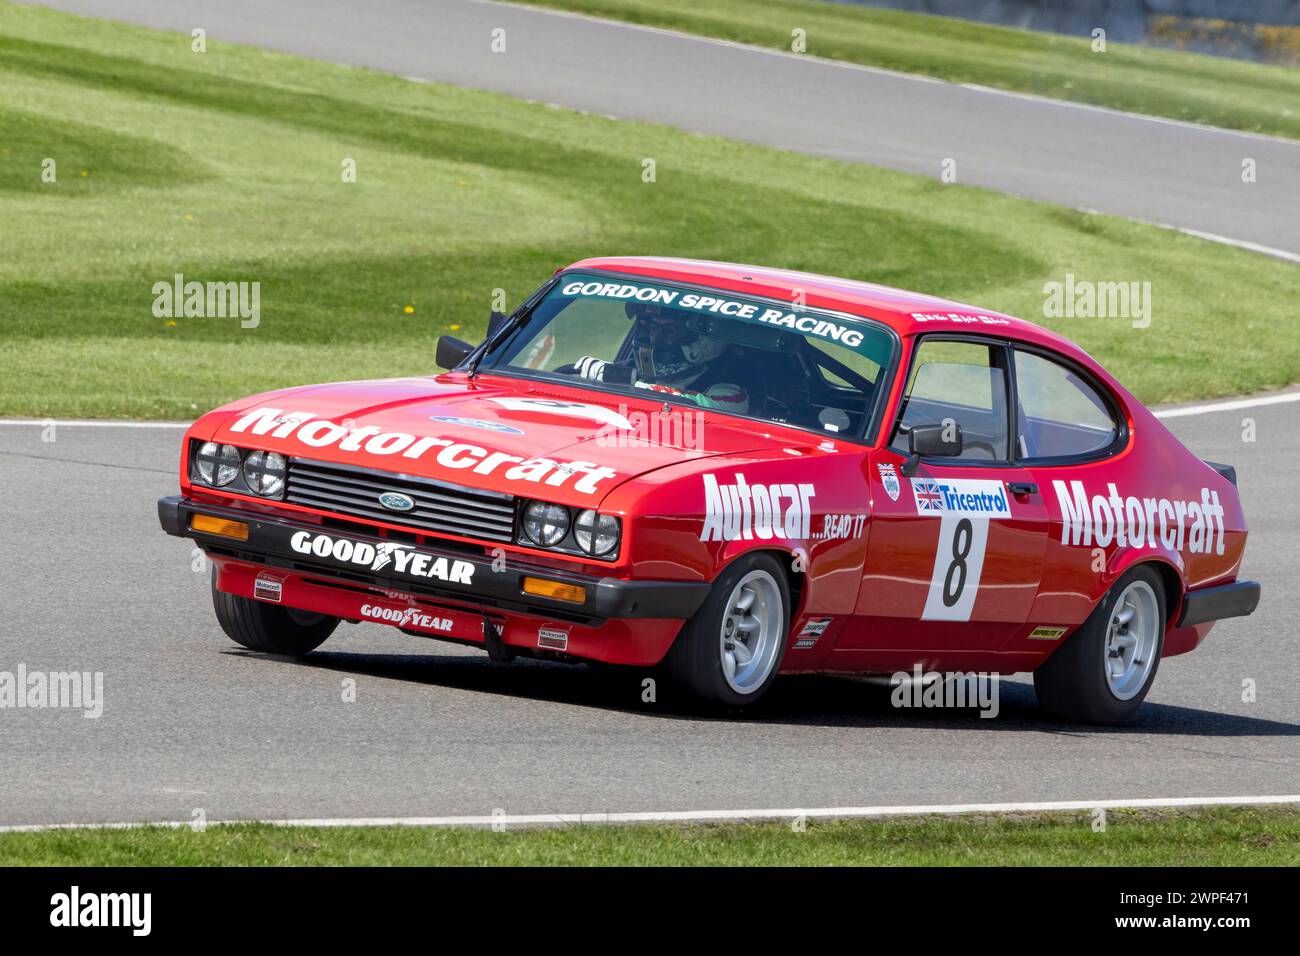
1006,481,1038,496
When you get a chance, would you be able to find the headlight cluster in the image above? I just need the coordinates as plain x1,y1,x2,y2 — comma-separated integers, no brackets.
574,509,621,556
518,500,620,559
191,441,287,499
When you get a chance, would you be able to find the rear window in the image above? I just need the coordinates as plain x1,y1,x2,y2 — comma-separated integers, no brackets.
1014,350,1120,459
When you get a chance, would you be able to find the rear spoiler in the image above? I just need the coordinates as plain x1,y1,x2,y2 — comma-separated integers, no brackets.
1204,460,1237,486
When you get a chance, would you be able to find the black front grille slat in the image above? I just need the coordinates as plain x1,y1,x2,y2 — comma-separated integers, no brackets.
292,458,512,502
289,468,506,504
286,491,514,538
286,482,514,527
286,473,514,519
286,485,513,526
287,474,513,520
285,457,517,543
291,471,512,516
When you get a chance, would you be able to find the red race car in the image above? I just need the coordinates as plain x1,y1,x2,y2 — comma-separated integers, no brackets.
159,257,1259,723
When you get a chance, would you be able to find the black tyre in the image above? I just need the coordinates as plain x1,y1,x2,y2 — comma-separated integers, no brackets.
663,552,790,708
211,570,338,656
1033,565,1166,725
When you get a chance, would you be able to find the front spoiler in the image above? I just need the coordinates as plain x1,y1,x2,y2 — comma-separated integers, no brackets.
158,495,708,623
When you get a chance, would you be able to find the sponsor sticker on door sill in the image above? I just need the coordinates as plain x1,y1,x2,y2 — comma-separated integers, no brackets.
794,617,832,648
1027,625,1068,641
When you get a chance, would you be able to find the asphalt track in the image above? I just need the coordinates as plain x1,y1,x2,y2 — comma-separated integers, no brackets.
30,0,1300,257
0,395,1296,827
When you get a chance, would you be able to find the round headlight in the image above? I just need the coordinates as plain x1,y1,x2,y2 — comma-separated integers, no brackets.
522,500,570,547
243,450,287,497
196,442,241,486
574,509,620,556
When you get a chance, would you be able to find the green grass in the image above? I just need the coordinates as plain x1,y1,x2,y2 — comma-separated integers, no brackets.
0,2,1296,419
516,0,1300,140
2,807,1296,865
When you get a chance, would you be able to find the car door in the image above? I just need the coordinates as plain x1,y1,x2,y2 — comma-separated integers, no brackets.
1004,345,1130,638
839,336,1051,656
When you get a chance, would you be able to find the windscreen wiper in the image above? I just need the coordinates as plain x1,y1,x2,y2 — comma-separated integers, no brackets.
466,312,524,380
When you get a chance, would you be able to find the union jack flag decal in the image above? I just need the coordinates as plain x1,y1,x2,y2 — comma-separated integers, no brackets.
914,481,944,513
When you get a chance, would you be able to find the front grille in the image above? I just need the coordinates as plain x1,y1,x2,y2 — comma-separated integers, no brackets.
285,457,517,543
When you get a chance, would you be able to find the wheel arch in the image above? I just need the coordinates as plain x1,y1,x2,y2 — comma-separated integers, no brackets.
714,545,806,625
1108,552,1185,628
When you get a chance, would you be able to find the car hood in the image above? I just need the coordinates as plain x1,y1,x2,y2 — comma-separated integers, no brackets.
199,373,812,506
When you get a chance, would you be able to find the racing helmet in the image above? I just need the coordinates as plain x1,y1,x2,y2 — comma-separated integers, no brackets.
624,302,728,387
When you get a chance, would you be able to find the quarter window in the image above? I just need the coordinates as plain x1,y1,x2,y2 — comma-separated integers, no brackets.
1013,350,1119,459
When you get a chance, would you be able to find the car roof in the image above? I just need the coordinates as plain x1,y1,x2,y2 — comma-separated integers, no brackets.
565,256,1088,359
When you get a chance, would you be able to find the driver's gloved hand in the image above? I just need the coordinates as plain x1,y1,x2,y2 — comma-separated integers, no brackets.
574,355,608,380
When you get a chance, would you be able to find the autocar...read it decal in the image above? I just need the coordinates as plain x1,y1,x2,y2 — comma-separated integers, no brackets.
701,472,816,542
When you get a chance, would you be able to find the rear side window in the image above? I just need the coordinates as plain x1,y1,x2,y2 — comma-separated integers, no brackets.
1013,350,1119,460
890,339,1009,461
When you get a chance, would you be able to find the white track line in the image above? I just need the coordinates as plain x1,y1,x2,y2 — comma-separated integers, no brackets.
1070,206,1300,267
0,419,187,428
1154,391,1300,419
1145,221,1300,265
3,794,1297,833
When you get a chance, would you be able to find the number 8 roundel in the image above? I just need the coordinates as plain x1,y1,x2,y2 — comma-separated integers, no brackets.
912,478,1011,621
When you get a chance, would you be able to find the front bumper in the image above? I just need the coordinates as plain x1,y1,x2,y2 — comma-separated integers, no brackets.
158,495,708,624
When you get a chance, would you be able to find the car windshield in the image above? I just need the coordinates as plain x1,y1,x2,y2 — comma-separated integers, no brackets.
478,273,896,438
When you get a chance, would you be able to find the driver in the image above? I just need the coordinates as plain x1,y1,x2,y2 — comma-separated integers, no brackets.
570,303,751,414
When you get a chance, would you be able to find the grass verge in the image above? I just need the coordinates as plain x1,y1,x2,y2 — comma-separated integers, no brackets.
515,0,1300,139
0,2,1296,418
1,806,1296,865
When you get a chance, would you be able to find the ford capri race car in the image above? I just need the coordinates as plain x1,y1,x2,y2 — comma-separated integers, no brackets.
158,257,1260,723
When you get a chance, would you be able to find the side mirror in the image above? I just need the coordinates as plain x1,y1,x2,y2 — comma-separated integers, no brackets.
901,423,962,476
910,423,963,457
486,310,510,339
436,335,474,371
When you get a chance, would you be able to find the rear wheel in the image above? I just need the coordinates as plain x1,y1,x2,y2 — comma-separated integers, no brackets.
1033,565,1166,725
211,569,338,656
664,553,789,708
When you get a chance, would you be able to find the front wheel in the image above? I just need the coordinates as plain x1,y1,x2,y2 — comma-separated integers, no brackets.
1033,565,1166,725
211,569,338,656
664,553,790,708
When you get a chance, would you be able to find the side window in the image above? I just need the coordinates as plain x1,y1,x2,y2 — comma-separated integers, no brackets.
890,339,1009,461
1013,350,1120,459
